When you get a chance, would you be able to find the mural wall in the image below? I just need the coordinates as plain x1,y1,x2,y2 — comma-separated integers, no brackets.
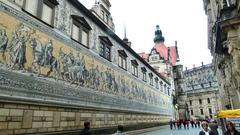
0,7,172,115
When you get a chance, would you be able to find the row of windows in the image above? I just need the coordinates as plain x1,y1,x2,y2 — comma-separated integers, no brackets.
190,108,212,115
189,98,211,106
23,0,170,94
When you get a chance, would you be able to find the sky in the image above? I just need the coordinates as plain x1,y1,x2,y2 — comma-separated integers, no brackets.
78,0,213,69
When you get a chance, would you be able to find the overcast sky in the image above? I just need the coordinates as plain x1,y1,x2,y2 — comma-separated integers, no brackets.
79,0,212,69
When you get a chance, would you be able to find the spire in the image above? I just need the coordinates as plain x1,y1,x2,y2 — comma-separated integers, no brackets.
123,25,131,47
154,25,165,43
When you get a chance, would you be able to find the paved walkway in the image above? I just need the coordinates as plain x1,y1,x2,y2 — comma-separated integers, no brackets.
139,127,223,135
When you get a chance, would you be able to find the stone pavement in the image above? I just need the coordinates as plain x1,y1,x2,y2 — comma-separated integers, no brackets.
126,126,223,135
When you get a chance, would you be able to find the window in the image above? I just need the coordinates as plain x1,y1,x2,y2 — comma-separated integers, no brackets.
105,14,109,23
101,10,105,19
131,60,138,77
199,99,202,105
23,0,58,26
207,98,211,104
118,50,127,70
99,36,112,61
200,109,204,115
160,81,163,92
71,15,91,47
155,78,159,89
141,67,147,82
190,110,193,115
209,108,212,114
164,84,167,94
167,87,170,96
149,73,153,85
189,100,192,106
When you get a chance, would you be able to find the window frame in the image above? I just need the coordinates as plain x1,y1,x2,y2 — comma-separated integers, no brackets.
207,98,211,104
200,109,204,115
23,0,58,27
149,73,153,86
118,50,127,70
199,99,202,105
99,36,112,61
131,60,138,77
141,67,147,82
155,77,159,89
71,16,91,48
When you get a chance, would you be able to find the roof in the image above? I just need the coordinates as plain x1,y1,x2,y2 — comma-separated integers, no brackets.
138,52,149,61
140,43,178,66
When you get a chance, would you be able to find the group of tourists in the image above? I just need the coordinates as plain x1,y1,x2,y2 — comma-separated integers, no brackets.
169,119,239,135
169,119,201,130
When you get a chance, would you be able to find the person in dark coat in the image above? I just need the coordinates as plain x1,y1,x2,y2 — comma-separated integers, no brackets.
190,119,194,128
79,121,92,135
224,122,240,135
209,120,219,135
169,119,173,130
199,121,215,135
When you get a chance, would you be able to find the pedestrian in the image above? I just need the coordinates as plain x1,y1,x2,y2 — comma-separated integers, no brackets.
199,121,214,135
185,120,189,129
224,122,239,135
176,119,180,129
173,120,176,129
190,119,194,128
183,120,186,129
197,120,201,128
169,119,173,130
195,120,198,128
113,125,127,135
79,121,92,135
209,120,219,135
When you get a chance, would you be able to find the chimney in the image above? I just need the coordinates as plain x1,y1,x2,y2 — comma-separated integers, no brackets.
201,62,204,66
185,67,188,71
175,40,177,46
193,64,195,68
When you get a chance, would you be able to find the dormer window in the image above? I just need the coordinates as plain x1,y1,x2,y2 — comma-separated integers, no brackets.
23,0,58,26
131,60,138,77
149,73,153,86
118,50,127,70
99,36,112,61
155,77,159,89
141,67,147,82
71,15,92,47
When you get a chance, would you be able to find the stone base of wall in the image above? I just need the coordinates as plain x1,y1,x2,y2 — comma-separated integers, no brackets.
0,102,170,135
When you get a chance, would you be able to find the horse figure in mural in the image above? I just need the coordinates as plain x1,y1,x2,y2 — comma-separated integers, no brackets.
30,38,60,79
58,49,85,84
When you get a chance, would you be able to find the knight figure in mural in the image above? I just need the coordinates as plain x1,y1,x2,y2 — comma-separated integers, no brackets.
42,39,53,67
0,29,8,58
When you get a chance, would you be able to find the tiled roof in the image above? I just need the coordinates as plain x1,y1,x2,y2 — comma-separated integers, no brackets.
138,52,149,62
139,43,178,66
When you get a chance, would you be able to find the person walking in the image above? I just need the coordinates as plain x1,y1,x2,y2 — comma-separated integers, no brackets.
199,121,214,135
169,119,173,130
197,120,201,128
183,120,186,129
185,120,190,129
79,121,92,135
209,120,219,135
191,119,194,128
224,122,239,135
173,120,176,129
176,119,180,130
113,125,126,135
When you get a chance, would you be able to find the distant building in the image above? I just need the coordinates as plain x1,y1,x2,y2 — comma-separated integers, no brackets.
173,63,221,120
139,25,179,119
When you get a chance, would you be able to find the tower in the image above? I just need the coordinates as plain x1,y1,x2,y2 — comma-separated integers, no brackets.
90,0,115,31
154,25,165,43
122,25,131,47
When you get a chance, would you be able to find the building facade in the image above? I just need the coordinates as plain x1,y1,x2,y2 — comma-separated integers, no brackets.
0,0,173,134
139,25,179,119
173,63,221,120
203,0,240,109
